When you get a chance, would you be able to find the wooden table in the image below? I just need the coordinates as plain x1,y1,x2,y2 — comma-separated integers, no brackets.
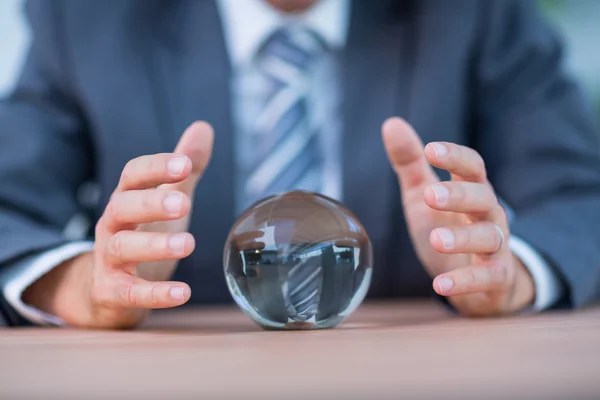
1,300,599,399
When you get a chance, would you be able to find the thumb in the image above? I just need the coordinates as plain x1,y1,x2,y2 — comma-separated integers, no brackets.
170,121,214,193
382,117,438,195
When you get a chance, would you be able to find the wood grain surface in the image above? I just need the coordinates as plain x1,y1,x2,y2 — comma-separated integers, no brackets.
1,300,599,400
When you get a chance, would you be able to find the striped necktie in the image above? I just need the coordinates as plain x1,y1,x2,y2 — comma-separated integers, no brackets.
243,27,326,209
246,27,327,323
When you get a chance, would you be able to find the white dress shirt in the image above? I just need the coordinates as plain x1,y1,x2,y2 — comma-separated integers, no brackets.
218,0,350,213
0,0,563,325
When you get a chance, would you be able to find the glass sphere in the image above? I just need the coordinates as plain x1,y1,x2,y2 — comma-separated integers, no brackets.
224,190,373,330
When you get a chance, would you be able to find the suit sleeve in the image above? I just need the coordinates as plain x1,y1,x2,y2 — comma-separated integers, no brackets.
0,0,92,324
473,0,600,308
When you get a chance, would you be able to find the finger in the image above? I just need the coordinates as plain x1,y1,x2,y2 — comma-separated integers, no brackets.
166,121,214,194
433,263,509,296
107,277,191,309
429,222,505,255
104,190,190,231
382,118,439,194
117,154,192,192
424,181,504,219
424,142,486,183
104,231,195,264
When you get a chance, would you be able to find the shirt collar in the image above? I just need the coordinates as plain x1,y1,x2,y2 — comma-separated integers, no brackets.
217,0,351,68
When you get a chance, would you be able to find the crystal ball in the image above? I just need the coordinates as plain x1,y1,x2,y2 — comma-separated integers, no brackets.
223,190,373,330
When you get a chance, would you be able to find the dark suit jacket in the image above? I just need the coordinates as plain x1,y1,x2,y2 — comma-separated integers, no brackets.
1,0,600,326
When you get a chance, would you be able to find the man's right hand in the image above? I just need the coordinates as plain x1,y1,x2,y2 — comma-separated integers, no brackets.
23,122,214,329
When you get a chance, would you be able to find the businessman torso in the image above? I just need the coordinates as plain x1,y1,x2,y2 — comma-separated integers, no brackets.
2,0,600,328
30,0,487,303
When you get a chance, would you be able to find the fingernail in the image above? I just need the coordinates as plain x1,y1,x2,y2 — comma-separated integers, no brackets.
168,234,187,255
431,143,447,159
170,286,185,301
432,184,449,206
163,193,183,216
437,278,454,293
168,156,187,176
436,228,455,249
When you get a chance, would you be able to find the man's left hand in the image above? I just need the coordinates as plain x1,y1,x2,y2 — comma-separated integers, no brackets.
382,117,535,316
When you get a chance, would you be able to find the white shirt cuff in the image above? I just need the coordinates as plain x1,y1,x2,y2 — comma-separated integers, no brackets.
509,235,564,312
0,241,94,326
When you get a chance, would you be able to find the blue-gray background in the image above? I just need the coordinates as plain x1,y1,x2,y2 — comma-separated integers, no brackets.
1,0,599,120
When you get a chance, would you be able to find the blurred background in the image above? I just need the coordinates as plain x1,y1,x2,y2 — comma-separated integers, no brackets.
1,0,599,122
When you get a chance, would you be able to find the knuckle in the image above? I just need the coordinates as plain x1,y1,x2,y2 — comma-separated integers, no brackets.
451,182,467,203
149,284,160,306
464,147,486,180
451,143,464,163
460,226,473,250
121,159,136,183
104,196,121,222
490,263,508,284
462,270,476,288
468,146,484,168
140,192,155,214
106,231,125,258
476,154,486,174
484,185,497,204
95,215,108,235
119,282,136,306
90,279,109,305
147,155,163,177
151,234,169,254
467,146,485,168
119,170,129,185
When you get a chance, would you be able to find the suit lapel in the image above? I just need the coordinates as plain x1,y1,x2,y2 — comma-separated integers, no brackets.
341,0,417,292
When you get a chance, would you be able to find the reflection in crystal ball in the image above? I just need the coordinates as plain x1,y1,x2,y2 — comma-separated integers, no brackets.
223,191,373,330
